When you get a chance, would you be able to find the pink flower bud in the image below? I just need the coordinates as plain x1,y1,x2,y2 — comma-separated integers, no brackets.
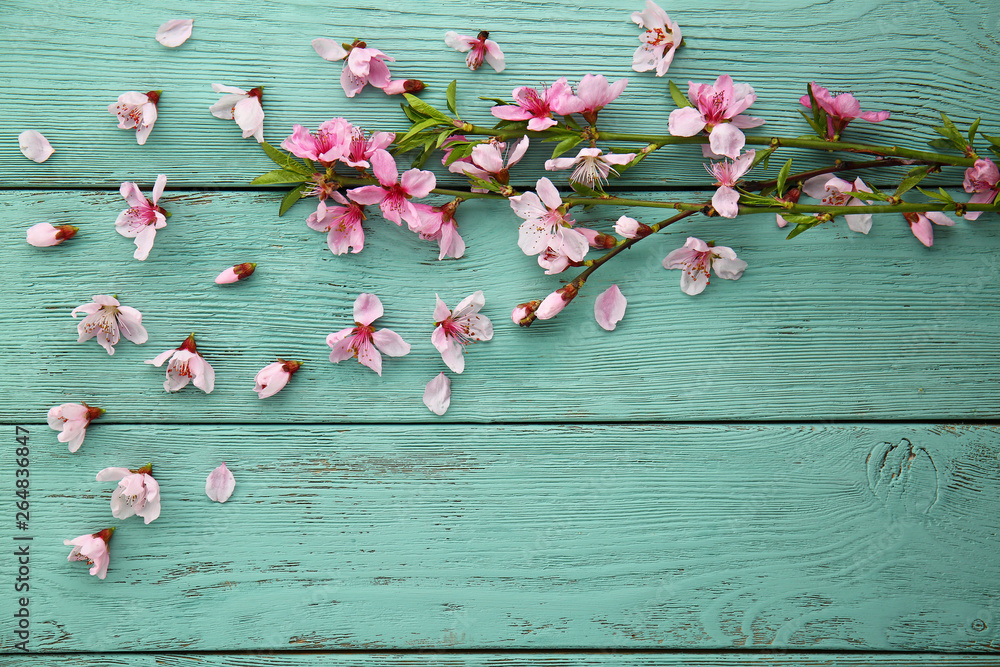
253,359,301,399
614,215,652,239
511,300,540,327
382,79,426,95
579,227,616,249
536,284,580,320
64,527,115,580
215,262,257,284
27,222,78,247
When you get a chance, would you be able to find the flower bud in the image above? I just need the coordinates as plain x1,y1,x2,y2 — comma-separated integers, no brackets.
579,227,617,249
383,79,426,95
215,262,257,284
27,222,78,247
613,215,652,239
536,283,580,320
511,300,540,327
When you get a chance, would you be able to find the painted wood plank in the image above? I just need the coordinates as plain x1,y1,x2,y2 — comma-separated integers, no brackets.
3,423,998,652
3,189,1000,422
0,0,996,187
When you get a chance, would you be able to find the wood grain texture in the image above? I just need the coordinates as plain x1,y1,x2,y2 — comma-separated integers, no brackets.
0,0,997,187
2,423,998,652
3,189,999,423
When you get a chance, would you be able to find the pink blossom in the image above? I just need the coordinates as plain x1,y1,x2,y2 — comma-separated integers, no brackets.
27,222,77,247
210,84,264,142
802,175,874,233
668,75,764,159
963,158,999,221
444,30,505,72
19,130,55,162
64,528,114,580
509,177,588,261
414,203,466,259
631,0,682,76
774,188,802,228
343,128,395,169
536,284,580,320
491,78,582,131
800,82,890,140
108,91,159,145
594,284,627,331
904,211,955,247
449,136,529,185
71,295,148,355
347,150,435,227
614,215,652,239
569,74,628,125
432,291,493,373
511,300,540,327
312,38,394,97
206,462,236,502
116,174,167,260
254,359,301,399
47,402,103,453
544,148,635,188
381,79,426,95
705,150,755,218
215,262,257,284
281,118,353,165
327,293,411,375
155,19,193,47
537,229,609,274
423,372,452,415
308,193,367,255
146,333,215,393
663,237,747,295
96,464,160,524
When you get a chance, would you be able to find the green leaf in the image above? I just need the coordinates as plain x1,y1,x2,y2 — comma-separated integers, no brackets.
775,158,792,197
399,117,443,144
568,180,603,198
250,169,311,186
737,192,778,206
551,135,583,159
278,184,308,216
400,102,425,123
797,109,824,138
782,213,820,226
446,80,458,117
968,117,981,147
750,147,774,171
466,174,502,192
260,142,313,175
785,223,813,240
991,146,1000,160
405,93,452,122
436,128,456,148
478,96,509,106
806,84,828,137
668,80,692,108
934,112,966,148
926,138,957,152
443,141,476,166
981,133,1000,147
915,186,956,204
893,165,932,198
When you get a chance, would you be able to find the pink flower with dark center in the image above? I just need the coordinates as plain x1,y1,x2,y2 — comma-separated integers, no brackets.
668,75,764,159
414,202,465,259
308,194,367,255
343,128,395,169
904,211,955,247
491,78,583,131
206,462,236,502
449,136,529,185
509,177,588,261
963,158,999,221
544,148,636,188
210,84,264,142
48,402,103,453
566,74,629,125
631,0,682,76
537,229,608,275
115,174,168,261
432,291,493,374
281,118,353,165
65,528,115,580
800,82,890,140
108,91,159,145
312,38,395,97
71,295,148,355
215,262,256,284
254,360,301,399
96,464,160,524
27,222,77,247
347,150,435,227
146,334,215,393
663,237,747,295
803,175,874,233
594,284,627,331
445,30,505,72
327,293,411,376
705,150,755,218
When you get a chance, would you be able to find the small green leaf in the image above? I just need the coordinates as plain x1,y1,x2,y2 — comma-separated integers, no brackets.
551,135,583,159
775,158,792,197
399,117,443,143
785,223,813,240
436,128,456,148
251,169,311,186
668,80,692,108
466,175,502,192
446,80,458,117
915,186,956,204
934,112,966,148
797,109,824,138
926,138,957,151
968,117,981,147
278,184,308,216
782,213,820,226
400,102,425,123
750,148,774,171
737,192,778,206
260,142,312,175
568,180,603,198
478,96,509,105
404,93,452,122
443,141,476,166
991,146,1000,160
806,84,828,136
981,133,1000,147
894,165,932,198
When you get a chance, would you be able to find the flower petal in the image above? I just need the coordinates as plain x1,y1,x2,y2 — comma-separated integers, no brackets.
708,123,745,160
18,130,54,163
353,293,383,325
668,107,706,137
423,372,451,415
312,38,349,61
372,328,411,357
206,462,236,502
155,19,193,47
594,284,627,331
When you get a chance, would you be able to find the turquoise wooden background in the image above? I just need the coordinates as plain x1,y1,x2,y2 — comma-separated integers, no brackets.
2,0,999,665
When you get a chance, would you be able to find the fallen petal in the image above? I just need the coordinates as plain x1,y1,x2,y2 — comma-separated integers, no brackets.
594,284,627,331
155,19,193,47
423,372,451,415
19,130,54,163
205,462,236,502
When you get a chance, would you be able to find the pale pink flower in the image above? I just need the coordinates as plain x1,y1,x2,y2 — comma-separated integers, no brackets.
904,211,955,247
64,528,114,580
432,291,493,374
537,245,575,275
445,30,505,72
327,293,411,376
511,300,540,326
308,194,367,255
802,175,874,233
423,372,452,415
705,149,755,218
567,74,628,125
800,82,890,140
381,79,426,95
774,188,802,228
215,262,257,284
963,158,999,221
414,203,466,259
631,0,682,76
663,237,747,295
71,295,148,355
206,462,236,502
509,177,589,261
146,333,215,393
347,150,435,227
18,130,54,162
595,284,627,331
116,174,167,260
254,359,301,399
343,128,395,169
210,84,264,142
449,136,529,185
312,38,395,97
668,75,764,159
281,118,353,165
96,464,160,524
491,78,583,131
155,19,193,47
27,222,77,247
108,91,159,145
544,148,635,188
47,402,103,453
614,215,652,239
536,284,580,320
